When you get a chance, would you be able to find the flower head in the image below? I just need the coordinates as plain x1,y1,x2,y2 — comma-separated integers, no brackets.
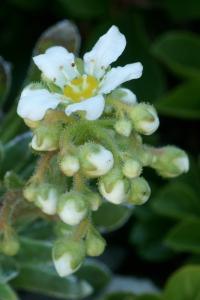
17,26,143,122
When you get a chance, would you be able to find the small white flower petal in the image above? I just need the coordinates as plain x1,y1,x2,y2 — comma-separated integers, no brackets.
58,200,87,226
99,63,143,94
65,95,105,120
99,180,128,205
33,46,78,88
37,189,58,215
84,25,126,79
174,156,189,173
17,88,61,121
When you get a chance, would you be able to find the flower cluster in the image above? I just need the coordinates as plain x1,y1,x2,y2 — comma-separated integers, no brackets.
18,26,189,277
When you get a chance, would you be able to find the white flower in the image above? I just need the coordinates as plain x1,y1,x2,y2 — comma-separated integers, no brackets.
17,26,143,121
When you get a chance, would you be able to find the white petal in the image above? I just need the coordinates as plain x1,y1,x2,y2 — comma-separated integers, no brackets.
65,95,105,120
84,25,126,79
33,46,79,88
99,180,127,205
58,201,87,226
36,189,58,215
99,63,143,94
54,254,74,277
17,87,61,121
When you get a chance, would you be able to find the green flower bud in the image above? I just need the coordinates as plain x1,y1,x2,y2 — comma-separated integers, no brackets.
86,226,106,257
35,183,59,215
99,168,129,204
85,191,102,211
23,184,37,202
59,154,80,176
128,177,151,205
79,143,114,178
114,119,132,137
53,239,86,277
129,103,159,135
122,159,142,178
31,124,60,151
58,192,88,226
1,228,20,256
152,146,189,178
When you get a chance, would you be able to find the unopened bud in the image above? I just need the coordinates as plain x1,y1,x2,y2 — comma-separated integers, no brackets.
99,168,129,204
35,183,59,215
110,88,137,105
1,228,20,256
128,177,151,205
53,239,86,277
86,226,106,257
79,143,114,178
59,154,80,176
85,191,102,211
23,184,37,202
31,124,60,151
115,119,132,137
129,103,159,135
58,192,88,226
152,146,189,178
122,159,142,178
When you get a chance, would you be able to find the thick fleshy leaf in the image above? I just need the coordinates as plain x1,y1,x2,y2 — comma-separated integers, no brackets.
0,56,11,107
163,265,200,300
77,259,111,292
155,80,200,119
93,202,132,233
84,25,126,79
65,95,105,120
99,63,143,94
0,256,19,283
152,31,200,79
165,219,200,254
0,283,18,300
152,182,200,220
12,264,93,299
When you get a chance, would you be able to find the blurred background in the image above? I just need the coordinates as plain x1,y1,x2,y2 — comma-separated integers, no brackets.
0,0,200,299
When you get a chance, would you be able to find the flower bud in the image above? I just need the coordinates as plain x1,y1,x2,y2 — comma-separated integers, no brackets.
35,183,59,215
58,192,88,226
114,119,132,137
59,154,80,176
53,239,86,277
31,124,60,151
86,226,106,257
24,118,40,129
129,103,159,135
110,88,137,105
152,146,189,178
85,191,102,211
122,159,142,178
23,184,37,202
79,143,114,178
1,228,20,256
128,177,151,205
99,168,129,204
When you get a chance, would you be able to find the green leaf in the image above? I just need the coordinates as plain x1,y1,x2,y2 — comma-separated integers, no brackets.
4,171,24,189
152,182,200,220
0,256,19,283
0,132,33,177
0,282,18,300
155,80,200,119
12,263,93,299
130,208,174,262
163,265,200,300
0,56,11,107
77,259,111,292
166,219,200,254
101,292,136,300
93,202,132,233
27,19,81,83
58,0,109,19
163,0,200,21
152,31,200,79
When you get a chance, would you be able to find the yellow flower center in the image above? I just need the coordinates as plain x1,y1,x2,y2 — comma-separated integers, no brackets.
64,75,99,102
